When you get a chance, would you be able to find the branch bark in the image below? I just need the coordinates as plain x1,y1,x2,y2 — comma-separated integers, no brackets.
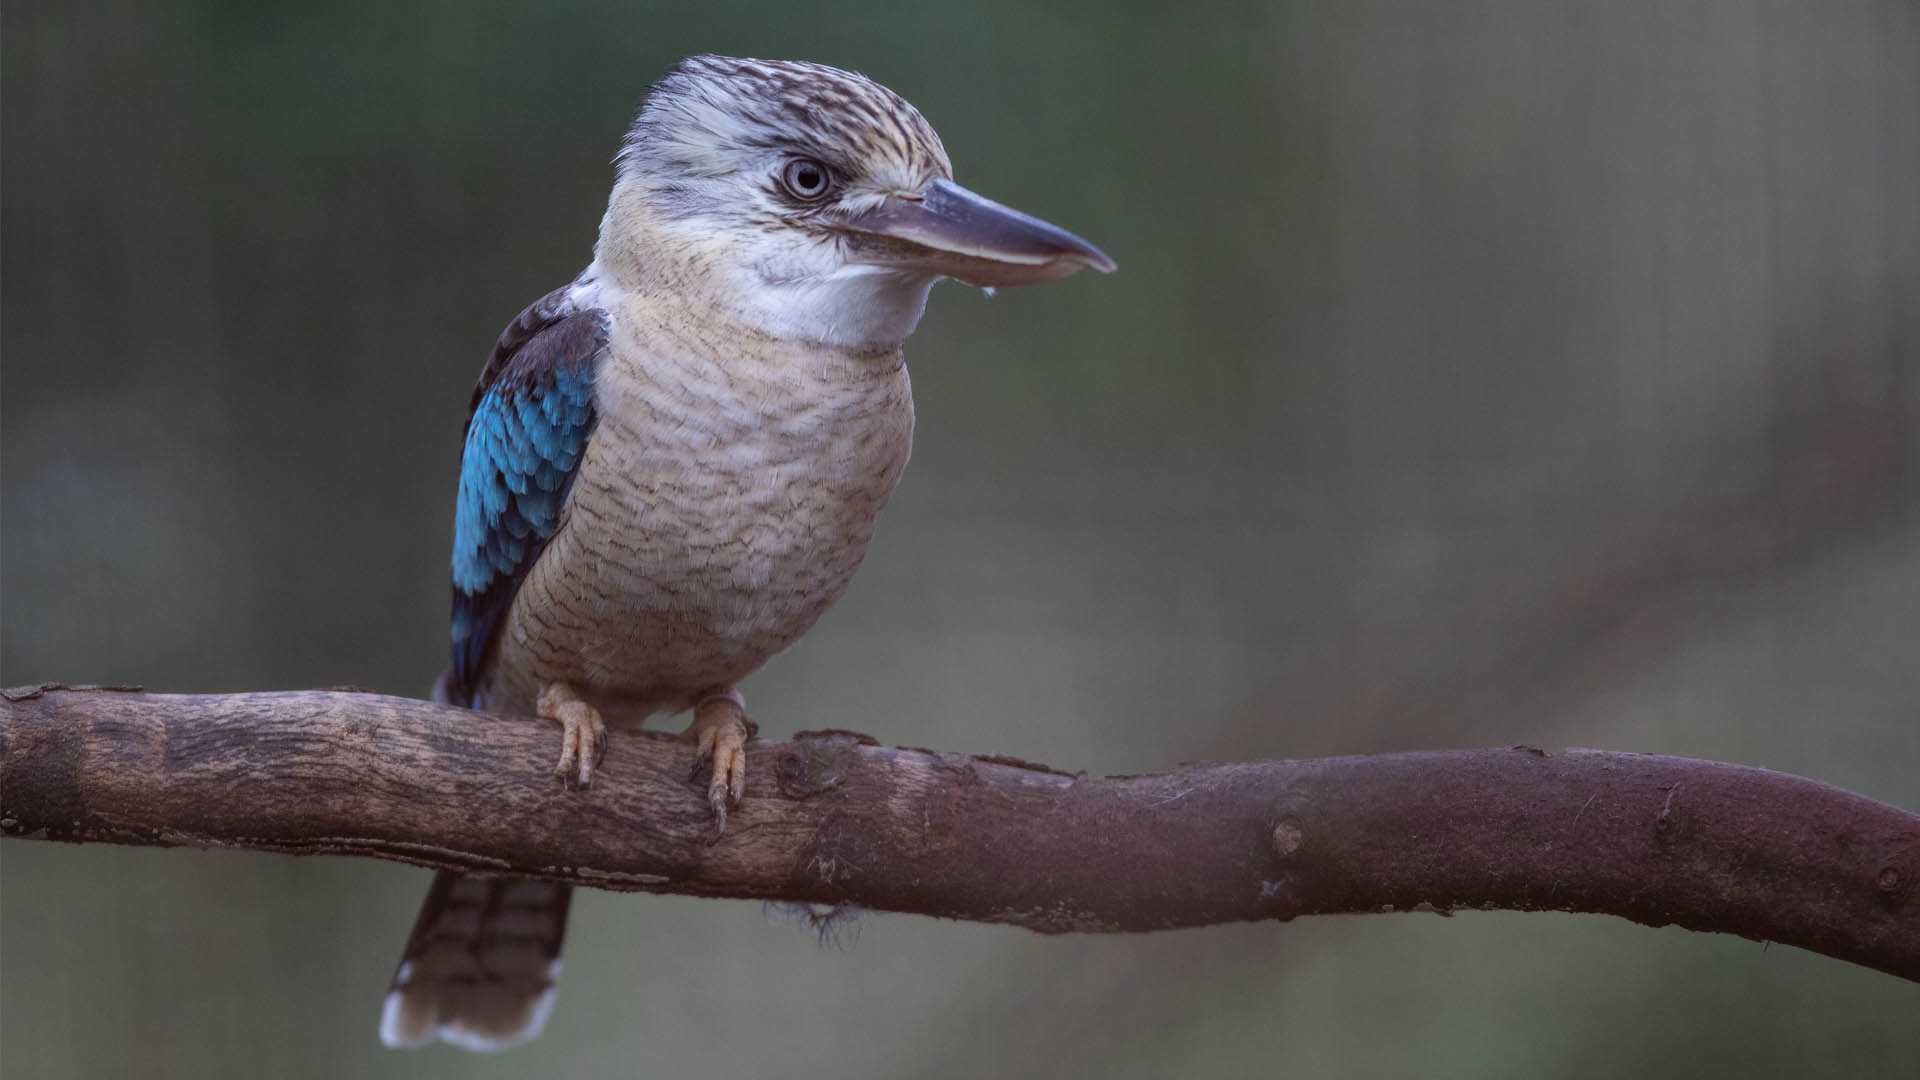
3,683,1915,981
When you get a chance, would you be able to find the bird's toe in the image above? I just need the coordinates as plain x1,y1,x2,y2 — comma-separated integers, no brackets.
538,682,606,790
684,690,756,838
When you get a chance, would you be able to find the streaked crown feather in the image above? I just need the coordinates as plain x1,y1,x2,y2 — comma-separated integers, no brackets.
617,55,950,210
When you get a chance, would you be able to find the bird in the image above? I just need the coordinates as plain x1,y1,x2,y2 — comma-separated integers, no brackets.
377,54,1114,1052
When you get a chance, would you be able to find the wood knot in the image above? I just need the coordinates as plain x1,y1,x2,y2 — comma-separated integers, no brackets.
776,732,869,798
1271,819,1305,859
1876,866,1904,895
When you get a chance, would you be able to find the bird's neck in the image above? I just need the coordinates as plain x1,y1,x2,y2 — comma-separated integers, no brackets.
591,190,936,352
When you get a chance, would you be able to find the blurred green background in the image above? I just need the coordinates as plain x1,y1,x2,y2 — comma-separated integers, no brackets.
5,1,1918,1076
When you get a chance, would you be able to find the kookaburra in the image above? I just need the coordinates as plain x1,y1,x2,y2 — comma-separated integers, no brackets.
379,54,1113,1051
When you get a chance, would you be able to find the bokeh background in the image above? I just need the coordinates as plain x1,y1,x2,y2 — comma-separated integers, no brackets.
5,2,1918,1076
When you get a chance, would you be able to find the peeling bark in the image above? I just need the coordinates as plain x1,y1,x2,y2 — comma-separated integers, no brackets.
3,684,1915,980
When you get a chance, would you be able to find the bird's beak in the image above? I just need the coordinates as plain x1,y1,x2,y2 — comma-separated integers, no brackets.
840,178,1116,287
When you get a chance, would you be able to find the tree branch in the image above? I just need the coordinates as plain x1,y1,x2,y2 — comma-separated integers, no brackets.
3,684,1915,981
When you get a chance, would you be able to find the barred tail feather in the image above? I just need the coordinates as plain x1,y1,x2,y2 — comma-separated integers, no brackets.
380,871,573,1052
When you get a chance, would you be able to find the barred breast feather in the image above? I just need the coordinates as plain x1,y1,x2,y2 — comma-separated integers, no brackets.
477,283,916,723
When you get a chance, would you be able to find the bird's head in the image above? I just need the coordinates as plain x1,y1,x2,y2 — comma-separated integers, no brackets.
597,55,1114,350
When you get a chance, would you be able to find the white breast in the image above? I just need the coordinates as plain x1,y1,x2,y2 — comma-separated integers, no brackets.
481,289,915,723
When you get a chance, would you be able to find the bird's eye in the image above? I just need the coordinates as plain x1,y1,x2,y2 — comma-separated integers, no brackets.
779,158,832,201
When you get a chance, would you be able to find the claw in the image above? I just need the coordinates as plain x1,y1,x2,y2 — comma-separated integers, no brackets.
538,682,606,790
683,690,755,840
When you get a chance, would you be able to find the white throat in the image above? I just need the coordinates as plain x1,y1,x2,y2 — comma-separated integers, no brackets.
731,263,937,351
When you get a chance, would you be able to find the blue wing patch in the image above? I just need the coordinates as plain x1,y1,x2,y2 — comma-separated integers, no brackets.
451,374,594,594
446,290,607,705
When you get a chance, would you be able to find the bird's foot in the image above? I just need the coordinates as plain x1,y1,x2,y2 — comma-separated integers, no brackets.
537,681,606,790
684,688,757,839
